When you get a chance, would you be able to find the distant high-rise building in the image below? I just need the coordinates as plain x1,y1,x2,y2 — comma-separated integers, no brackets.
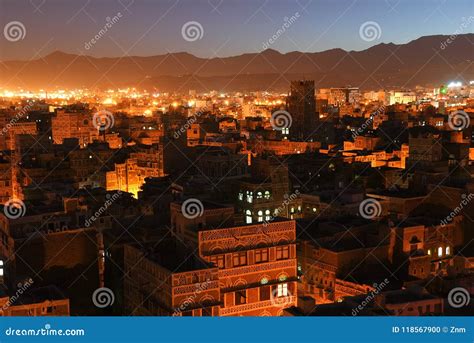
287,80,317,141
328,87,360,106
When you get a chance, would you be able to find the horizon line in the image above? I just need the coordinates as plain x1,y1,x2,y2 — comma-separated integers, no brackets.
1,32,472,63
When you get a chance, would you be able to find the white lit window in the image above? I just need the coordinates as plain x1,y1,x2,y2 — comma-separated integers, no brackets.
257,192,263,199
265,210,271,221
245,210,252,224
257,210,263,222
312,207,317,213
445,246,450,255
0,260,4,276
437,247,443,257
246,191,253,203
238,192,243,201
427,249,431,256
277,283,288,297
264,191,270,199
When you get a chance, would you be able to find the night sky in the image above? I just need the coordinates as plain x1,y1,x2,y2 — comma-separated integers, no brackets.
0,0,473,61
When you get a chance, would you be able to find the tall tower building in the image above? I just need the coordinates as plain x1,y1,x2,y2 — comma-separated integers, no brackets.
287,80,316,141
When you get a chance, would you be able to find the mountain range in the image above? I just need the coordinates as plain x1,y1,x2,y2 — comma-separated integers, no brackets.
1,34,473,92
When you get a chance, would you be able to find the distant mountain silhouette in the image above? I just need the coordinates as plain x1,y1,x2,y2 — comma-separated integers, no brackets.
1,34,473,91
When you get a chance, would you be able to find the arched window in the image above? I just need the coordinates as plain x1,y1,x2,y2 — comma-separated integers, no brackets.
246,191,253,203
246,210,252,224
265,210,271,221
257,210,263,222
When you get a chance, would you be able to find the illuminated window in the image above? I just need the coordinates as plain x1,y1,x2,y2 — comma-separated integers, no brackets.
238,192,243,201
246,191,253,203
276,246,289,260
232,252,247,267
264,191,270,199
0,260,3,276
245,210,252,224
209,255,225,268
312,207,317,213
427,249,431,256
255,249,268,263
445,246,450,255
277,283,288,297
265,210,271,221
437,247,443,257
257,210,263,222
257,192,263,199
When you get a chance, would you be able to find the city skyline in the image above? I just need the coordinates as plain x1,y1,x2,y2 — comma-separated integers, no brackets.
0,32,472,91
0,0,472,334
